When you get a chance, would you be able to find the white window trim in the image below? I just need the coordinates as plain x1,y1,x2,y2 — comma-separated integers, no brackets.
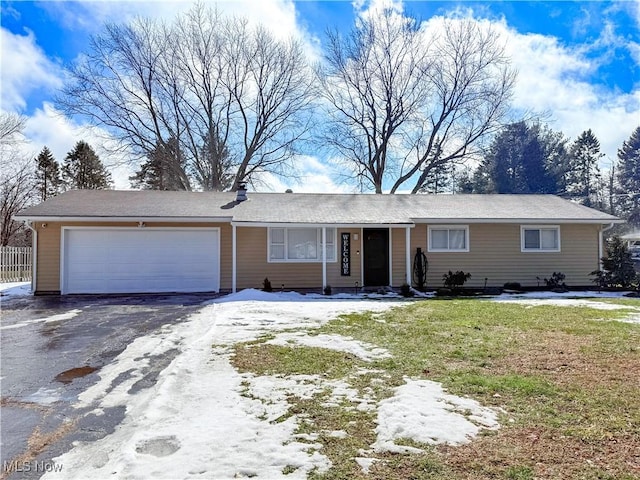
268,227,337,263
520,225,561,252
427,225,470,253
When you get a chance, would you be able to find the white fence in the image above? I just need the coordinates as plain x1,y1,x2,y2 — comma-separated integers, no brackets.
1,246,32,282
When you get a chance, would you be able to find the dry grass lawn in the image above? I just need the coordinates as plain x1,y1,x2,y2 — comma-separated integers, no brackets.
232,298,640,480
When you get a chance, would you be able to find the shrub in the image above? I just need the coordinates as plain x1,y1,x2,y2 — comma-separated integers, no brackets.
442,270,471,289
503,282,522,291
323,285,332,296
590,236,637,289
400,283,414,297
544,272,566,289
262,277,273,292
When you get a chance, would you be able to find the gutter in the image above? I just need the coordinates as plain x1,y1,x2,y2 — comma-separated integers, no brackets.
12,216,234,223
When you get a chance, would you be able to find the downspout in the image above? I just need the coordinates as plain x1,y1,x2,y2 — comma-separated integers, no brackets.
232,224,237,293
23,220,37,294
599,223,615,270
388,228,393,287
322,227,327,290
405,227,411,286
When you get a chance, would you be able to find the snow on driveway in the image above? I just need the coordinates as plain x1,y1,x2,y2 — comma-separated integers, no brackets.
41,289,499,479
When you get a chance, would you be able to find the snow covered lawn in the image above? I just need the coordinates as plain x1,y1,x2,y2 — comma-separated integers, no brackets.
40,290,500,479
36,289,639,479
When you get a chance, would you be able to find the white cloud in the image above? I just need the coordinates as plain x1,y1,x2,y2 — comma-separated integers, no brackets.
22,103,135,189
419,12,638,165
0,28,63,112
498,21,639,161
256,155,352,193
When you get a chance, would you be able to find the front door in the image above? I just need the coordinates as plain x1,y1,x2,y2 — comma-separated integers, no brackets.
363,229,389,286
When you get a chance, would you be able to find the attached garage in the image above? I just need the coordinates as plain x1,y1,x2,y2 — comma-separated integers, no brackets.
61,227,220,294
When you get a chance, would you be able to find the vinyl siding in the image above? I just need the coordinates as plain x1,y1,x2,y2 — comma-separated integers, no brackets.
236,227,363,290
409,223,600,288
34,221,602,294
391,228,410,286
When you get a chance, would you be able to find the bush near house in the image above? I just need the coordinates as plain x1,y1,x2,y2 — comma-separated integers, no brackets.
591,236,638,289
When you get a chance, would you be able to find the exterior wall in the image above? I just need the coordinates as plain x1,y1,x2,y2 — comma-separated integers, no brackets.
34,221,232,294
236,227,363,290
33,220,602,294
391,228,411,287
408,223,601,288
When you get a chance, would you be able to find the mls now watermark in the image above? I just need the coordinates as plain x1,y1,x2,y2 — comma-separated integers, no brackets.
3,460,63,474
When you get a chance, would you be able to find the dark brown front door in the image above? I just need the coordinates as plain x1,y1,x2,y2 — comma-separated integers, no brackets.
363,229,389,286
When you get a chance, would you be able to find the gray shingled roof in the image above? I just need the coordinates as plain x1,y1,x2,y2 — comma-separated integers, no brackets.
15,190,620,224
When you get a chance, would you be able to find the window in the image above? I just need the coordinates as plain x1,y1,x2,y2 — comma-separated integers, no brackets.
428,226,469,252
269,227,336,262
521,226,560,252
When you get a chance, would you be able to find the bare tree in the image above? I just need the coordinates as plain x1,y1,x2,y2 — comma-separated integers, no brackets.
0,113,26,144
0,114,35,246
319,11,515,193
57,4,315,191
1,160,35,246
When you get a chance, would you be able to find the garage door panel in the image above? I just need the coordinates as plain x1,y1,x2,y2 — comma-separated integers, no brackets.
63,229,219,294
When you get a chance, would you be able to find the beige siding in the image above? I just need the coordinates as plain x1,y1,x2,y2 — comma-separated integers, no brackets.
408,223,600,288
34,220,602,294
236,227,363,290
34,221,232,294
391,228,410,286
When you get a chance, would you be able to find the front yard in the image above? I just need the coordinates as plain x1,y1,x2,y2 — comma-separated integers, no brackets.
234,297,640,479
37,291,639,480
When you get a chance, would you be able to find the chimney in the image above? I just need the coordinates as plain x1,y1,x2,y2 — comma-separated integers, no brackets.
236,182,248,202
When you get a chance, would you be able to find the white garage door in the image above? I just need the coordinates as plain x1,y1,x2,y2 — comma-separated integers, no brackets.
62,228,220,294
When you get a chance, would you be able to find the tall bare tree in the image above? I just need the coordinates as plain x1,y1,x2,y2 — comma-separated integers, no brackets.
0,113,34,246
319,11,515,193
58,4,315,191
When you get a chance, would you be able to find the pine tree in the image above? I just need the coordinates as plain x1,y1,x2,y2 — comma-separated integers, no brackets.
591,236,637,288
62,141,112,189
616,126,640,223
567,129,603,207
34,146,61,201
474,122,567,194
130,138,190,190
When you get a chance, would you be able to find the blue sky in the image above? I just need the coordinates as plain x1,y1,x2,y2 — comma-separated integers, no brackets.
1,0,639,191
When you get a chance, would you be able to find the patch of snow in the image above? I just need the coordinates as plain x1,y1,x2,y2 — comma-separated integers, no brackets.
265,332,392,362
372,378,499,453
43,295,400,480
493,298,636,310
0,309,81,331
0,281,31,297
494,290,632,300
25,387,65,405
355,456,378,473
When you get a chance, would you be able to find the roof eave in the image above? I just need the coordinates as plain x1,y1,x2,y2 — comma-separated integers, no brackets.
12,215,234,223
411,218,624,224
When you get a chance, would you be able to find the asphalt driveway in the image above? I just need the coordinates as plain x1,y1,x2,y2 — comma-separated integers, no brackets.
0,293,215,480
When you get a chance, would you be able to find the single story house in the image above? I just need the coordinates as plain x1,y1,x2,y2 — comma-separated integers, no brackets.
14,189,621,295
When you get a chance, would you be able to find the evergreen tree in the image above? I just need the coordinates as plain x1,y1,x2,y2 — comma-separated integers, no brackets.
62,141,112,189
591,236,637,288
566,129,603,207
34,146,61,201
616,126,640,223
474,121,567,194
419,144,452,193
130,137,190,190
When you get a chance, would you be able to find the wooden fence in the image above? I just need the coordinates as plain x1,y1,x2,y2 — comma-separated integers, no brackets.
0,246,32,282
